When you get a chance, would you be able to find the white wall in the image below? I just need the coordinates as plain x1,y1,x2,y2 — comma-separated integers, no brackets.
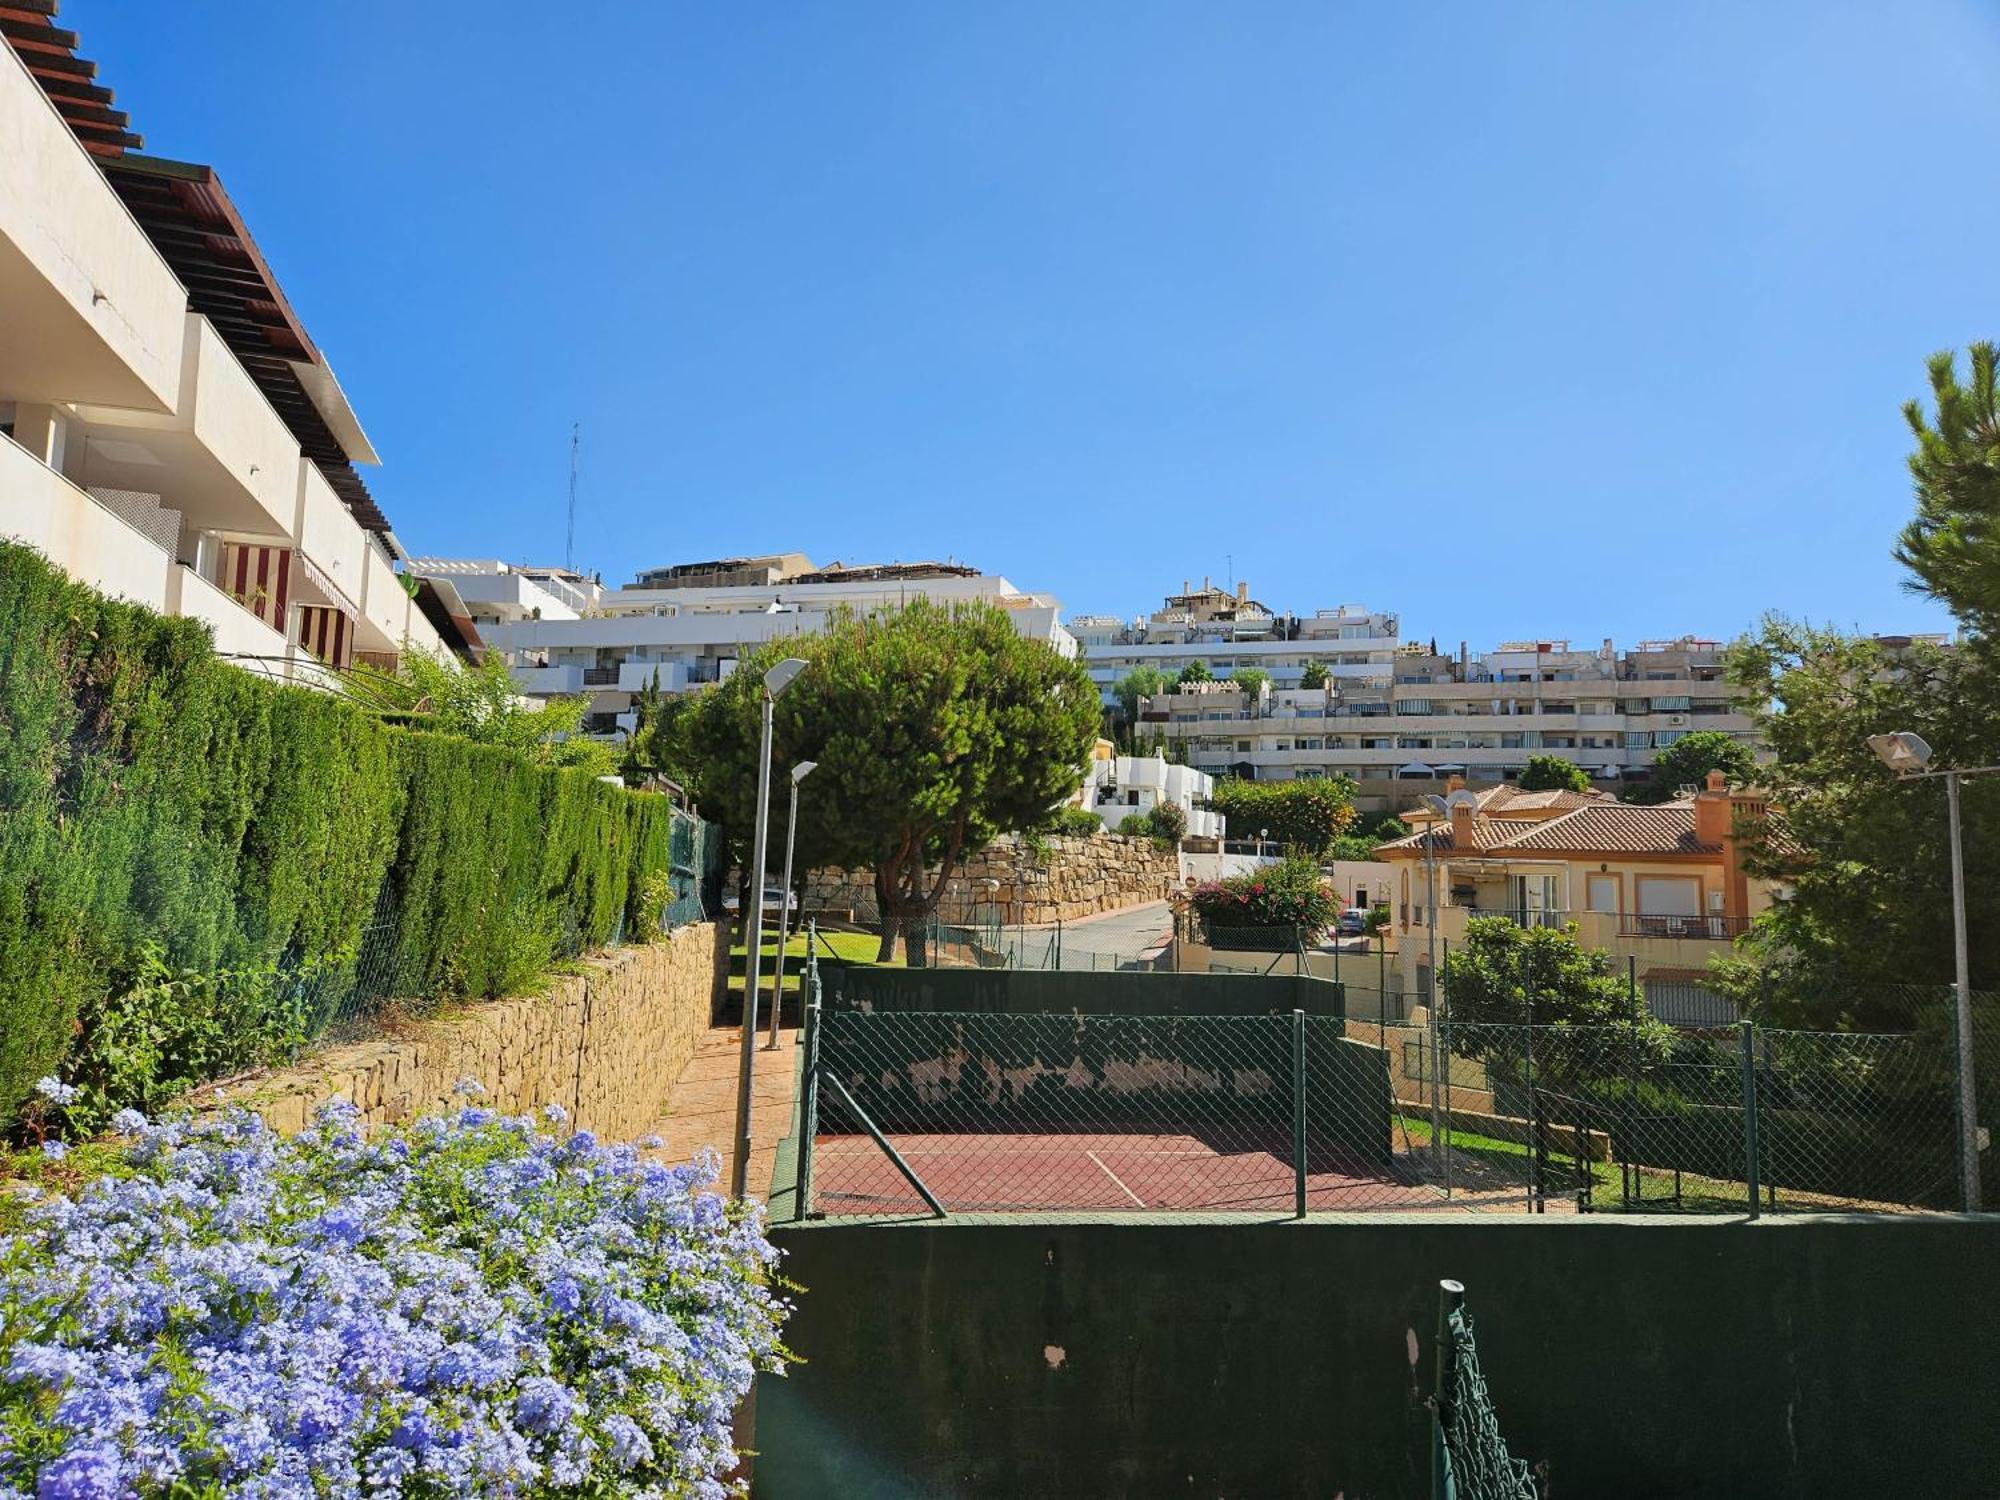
0,42,186,411
293,461,366,609
357,541,410,650
182,317,303,534
174,565,288,661
0,434,172,608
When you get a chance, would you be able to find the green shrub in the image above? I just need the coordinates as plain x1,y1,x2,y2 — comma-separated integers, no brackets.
1209,776,1358,854
0,542,688,1129
1117,813,1152,837
1043,805,1105,838
40,944,334,1136
1148,801,1188,844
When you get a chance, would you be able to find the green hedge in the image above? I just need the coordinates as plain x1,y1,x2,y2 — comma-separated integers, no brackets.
0,542,682,1128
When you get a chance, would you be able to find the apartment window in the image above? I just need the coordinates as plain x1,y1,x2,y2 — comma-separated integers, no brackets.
1652,695,1692,712
1398,699,1435,714
1237,741,1252,751
1654,729,1687,746
1586,875,1619,914
1625,731,1653,749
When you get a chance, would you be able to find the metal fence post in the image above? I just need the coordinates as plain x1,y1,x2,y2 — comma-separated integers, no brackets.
1293,1008,1308,1219
1740,1017,1760,1219
1523,945,1539,1213
797,933,824,1218
1431,1278,1466,1500
1440,941,1453,1199
1624,955,1639,1210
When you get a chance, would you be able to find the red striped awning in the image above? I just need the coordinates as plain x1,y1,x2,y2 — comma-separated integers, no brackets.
220,543,290,631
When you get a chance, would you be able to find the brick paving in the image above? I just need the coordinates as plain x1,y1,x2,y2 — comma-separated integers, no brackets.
649,1021,801,1203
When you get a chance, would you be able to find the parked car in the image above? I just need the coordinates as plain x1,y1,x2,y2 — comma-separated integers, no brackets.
1337,907,1369,937
722,886,799,915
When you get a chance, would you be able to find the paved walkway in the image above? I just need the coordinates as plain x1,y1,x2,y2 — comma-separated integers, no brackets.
993,900,1174,967
648,1021,800,1204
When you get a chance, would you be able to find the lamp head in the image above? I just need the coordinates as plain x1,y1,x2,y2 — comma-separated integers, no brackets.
791,759,819,785
764,657,810,699
1867,731,1933,775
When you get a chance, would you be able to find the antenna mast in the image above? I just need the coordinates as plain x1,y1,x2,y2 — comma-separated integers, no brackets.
565,423,580,573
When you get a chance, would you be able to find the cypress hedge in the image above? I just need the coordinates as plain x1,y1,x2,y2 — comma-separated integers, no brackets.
0,542,682,1128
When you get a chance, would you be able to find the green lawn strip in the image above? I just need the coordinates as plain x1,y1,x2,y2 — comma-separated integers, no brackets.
1396,1114,1755,1212
726,930,899,994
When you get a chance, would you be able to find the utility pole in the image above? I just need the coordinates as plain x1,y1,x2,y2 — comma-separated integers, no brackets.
565,423,580,574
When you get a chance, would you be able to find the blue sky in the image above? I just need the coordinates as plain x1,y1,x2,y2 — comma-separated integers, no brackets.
87,2,1998,644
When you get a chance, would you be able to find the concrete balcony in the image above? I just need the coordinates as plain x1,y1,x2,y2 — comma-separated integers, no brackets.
1423,905,1747,968
618,659,691,693
69,315,303,540
356,541,410,653
0,435,173,608
170,565,288,663
0,43,187,412
510,663,585,694
292,462,365,611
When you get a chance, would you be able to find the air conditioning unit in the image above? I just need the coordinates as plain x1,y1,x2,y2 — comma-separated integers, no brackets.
1667,715,1687,726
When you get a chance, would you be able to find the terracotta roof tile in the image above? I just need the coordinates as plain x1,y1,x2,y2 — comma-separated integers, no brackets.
1498,805,1720,856
1379,801,1723,858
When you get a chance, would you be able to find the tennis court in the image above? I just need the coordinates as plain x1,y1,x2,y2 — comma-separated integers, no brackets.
805,1120,1571,1216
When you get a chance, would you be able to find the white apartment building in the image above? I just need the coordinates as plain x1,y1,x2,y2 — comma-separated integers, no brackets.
0,17,447,679
1078,755,1223,841
1128,636,1766,808
1086,581,1837,811
1073,577,1400,697
421,554,1075,737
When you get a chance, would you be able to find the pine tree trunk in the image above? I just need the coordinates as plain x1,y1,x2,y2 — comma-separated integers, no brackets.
901,910,931,968
873,867,899,962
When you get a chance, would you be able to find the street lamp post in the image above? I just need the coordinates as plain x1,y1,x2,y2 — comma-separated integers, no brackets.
1868,731,1989,1211
765,760,819,1049
1419,793,1448,1166
1419,788,1478,1172
731,657,810,1200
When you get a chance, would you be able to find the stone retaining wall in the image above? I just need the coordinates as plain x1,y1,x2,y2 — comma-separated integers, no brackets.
191,922,725,1142
802,834,1177,927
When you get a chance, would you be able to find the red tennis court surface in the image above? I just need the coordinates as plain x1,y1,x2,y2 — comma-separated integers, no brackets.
808,1129,1546,1216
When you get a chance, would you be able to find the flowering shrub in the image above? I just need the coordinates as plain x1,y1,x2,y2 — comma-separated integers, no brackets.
1190,854,1339,935
0,1090,790,1498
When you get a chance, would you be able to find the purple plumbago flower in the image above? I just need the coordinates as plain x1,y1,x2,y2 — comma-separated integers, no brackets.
34,1077,77,1108
0,1104,789,1496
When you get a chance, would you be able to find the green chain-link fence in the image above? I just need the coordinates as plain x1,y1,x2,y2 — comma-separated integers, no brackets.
1431,1280,1540,1500
793,994,1969,1217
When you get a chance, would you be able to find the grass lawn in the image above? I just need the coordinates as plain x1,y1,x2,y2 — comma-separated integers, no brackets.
1396,1113,1759,1213
726,928,899,995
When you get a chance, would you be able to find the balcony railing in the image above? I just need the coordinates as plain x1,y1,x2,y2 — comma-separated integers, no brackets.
1457,907,1571,930
582,666,620,686
1617,913,1752,941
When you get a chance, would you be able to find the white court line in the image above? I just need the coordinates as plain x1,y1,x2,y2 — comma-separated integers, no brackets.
1086,1151,1148,1208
